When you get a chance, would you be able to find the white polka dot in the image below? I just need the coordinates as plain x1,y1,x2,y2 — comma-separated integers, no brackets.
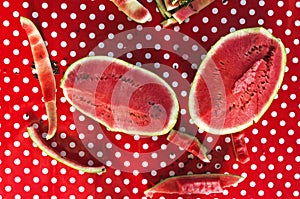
22,2,29,8
89,13,96,20
212,7,218,14
132,187,139,194
277,1,284,7
276,19,283,26
239,18,246,24
160,162,166,168
232,163,239,170
192,26,199,32
211,26,218,33
249,9,255,15
51,12,58,19
268,182,274,188
202,17,209,23
3,1,9,7
108,14,115,21
281,102,287,108
202,36,208,42
258,19,264,25
61,22,67,29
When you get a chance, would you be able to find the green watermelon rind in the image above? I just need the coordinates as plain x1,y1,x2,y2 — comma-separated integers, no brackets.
27,126,106,173
189,27,286,135
60,56,179,136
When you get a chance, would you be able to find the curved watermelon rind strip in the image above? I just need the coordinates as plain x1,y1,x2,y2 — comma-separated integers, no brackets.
27,126,106,174
110,0,152,23
189,27,286,135
60,56,179,136
144,173,245,197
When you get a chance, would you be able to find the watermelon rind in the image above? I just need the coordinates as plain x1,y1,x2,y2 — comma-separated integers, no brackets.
189,27,286,135
60,56,179,136
144,173,245,197
27,126,106,173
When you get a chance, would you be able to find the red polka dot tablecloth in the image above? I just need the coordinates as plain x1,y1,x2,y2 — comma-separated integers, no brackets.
0,0,299,198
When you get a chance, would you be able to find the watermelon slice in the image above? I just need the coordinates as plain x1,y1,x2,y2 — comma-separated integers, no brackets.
161,17,178,27
110,0,152,23
172,0,215,24
189,27,286,135
61,56,179,136
156,0,214,26
164,0,180,11
167,129,210,162
231,132,250,164
144,173,245,198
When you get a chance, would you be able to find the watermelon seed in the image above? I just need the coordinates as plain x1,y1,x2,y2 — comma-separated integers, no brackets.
33,73,38,79
50,60,60,75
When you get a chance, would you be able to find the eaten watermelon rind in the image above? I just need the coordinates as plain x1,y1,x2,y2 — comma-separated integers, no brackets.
144,173,245,197
189,27,286,135
27,126,106,173
60,56,179,136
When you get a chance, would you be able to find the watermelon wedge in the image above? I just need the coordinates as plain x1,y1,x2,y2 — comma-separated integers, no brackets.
110,0,152,23
172,0,215,24
231,132,250,164
189,27,286,135
144,173,245,198
164,0,180,11
156,0,215,26
167,129,210,162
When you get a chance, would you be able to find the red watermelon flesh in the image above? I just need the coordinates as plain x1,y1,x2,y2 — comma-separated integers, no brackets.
189,27,286,135
231,132,250,164
61,56,179,136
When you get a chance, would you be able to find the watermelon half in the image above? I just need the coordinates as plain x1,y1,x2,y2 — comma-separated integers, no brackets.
189,27,286,135
61,56,179,136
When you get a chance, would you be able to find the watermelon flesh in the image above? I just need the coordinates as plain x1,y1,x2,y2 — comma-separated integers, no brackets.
61,56,179,136
231,132,250,164
189,27,286,135
144,173,244,198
